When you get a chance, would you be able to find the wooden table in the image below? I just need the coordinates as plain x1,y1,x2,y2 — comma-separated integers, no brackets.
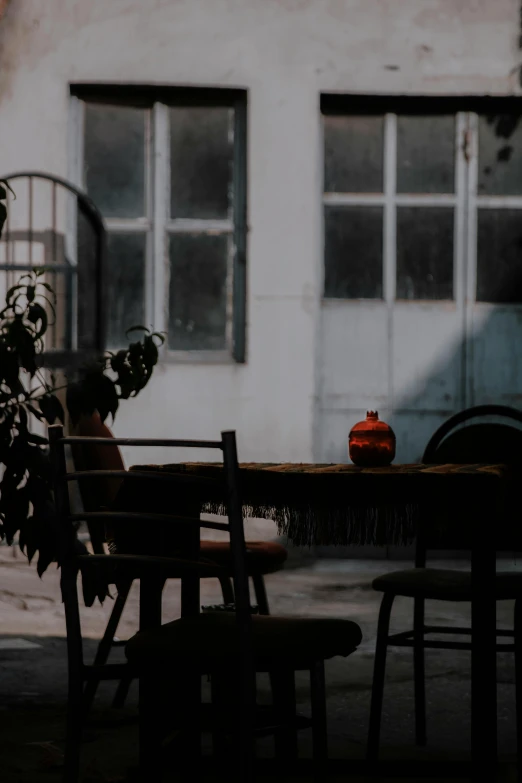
117,462,514,780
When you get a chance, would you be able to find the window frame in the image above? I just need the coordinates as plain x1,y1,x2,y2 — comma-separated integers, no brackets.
70,85,247,363
321,94,522,308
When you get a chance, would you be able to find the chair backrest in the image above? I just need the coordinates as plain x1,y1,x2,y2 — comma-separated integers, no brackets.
423,404,522,465
48,425,253,662
419,405,522,558
69,413,125,554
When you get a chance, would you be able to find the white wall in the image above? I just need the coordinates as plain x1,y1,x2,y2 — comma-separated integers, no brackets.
0,0,520,465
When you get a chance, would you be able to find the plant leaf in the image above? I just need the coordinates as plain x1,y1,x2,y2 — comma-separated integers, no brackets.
26,432,48,446
38,394,64,425
0,179,16,198
0,202,6,240
5,284,24,306
81,372,119,423
7,318,36,376
125,325,149,336
27,303,48,338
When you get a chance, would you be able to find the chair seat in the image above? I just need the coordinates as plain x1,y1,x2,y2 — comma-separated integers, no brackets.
372,567,522,601
200,540,288,575
125,613,362,666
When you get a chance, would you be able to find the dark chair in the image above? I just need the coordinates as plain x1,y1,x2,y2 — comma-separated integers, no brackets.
367,404,522,767
71,412,288,712
49,425,363,783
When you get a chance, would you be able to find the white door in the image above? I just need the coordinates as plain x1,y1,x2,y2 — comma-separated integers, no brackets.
466,112,522,410
318,101,522,465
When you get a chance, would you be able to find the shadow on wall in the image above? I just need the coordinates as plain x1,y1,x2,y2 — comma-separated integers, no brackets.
387,254,522,464
316,269,522,560
386,111,522,461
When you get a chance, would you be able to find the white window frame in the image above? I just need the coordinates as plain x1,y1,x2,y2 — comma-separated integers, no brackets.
465,112,522,307
69,90,247,364
322,112,469,305
322,105,522,310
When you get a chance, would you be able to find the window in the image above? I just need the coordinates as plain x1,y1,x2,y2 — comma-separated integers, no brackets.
322,97,522,305
73,87,247,360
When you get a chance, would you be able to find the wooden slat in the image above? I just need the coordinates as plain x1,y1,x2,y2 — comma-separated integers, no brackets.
65,469,223,488
61,437,223,449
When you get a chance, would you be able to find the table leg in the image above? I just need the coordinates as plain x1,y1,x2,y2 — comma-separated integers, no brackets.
470,495,497,780
181,573,201,617
139,577,164,631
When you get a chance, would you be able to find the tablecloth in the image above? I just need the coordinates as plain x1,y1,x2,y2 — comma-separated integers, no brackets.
117,462,513,550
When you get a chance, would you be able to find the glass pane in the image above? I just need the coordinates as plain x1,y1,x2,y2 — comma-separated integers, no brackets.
478,114,522,195
477,209,522,303
396,207,454,300
324,115,384,193
170,108,233,220
397,115,455,194
168,233,228,349
84,104,146,218
324,207,383,299
106,233,146,348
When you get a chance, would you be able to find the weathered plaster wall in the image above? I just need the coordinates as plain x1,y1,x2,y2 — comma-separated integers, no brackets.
0,0,520,463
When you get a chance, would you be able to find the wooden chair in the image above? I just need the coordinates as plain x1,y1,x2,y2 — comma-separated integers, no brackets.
367,404,522,767
70,413,288,711
50,426,363,783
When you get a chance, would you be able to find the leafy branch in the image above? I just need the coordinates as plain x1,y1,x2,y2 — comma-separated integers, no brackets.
0,269,164,575
0,178,15,239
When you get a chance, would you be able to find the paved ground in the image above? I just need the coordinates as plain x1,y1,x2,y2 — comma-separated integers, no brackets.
0,517,520,781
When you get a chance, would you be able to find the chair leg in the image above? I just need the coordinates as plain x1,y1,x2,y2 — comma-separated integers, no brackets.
310,660,328,783
63,677,84,783
61,574,85,783
251,572,270,615
413,596,427,746
210,670,229,765
138,670,163,782
114,577,165,709
238,664,257,783
83,581,132,714
219,575,235,605
367,592,395,764
112,674,133,709
271,667,299,761
178,668,202,782
514,598,522,783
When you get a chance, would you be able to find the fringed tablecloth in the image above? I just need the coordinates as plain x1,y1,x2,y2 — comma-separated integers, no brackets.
123,462,513,550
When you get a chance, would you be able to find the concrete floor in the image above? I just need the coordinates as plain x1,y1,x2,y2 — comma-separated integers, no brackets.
0,518,520,781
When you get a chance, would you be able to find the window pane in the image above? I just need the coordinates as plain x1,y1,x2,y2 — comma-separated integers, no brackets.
169,233,228,349
84,105,146,218
478,115,522,196
477,209,522,303
324,207,383,299
170,108,233,220
397,115,455,194
396,207,454,300
323,115,384,193
106,233,146,348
